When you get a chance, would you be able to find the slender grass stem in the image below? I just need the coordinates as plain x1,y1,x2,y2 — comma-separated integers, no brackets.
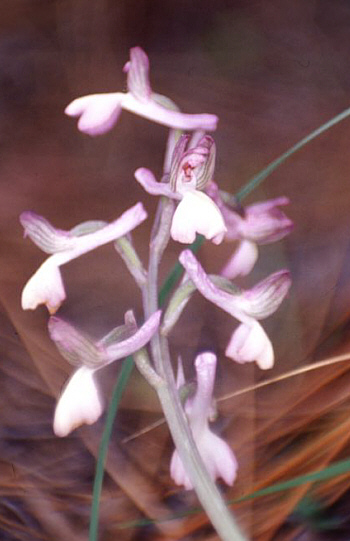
89,356,134,541
236,106,350,201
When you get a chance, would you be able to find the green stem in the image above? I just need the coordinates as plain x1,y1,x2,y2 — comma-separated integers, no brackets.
146,190,246,539
156,336,247,541
236,105,350,201
89,356,134,541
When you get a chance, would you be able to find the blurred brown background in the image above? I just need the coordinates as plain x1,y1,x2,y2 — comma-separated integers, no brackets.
2,1,350,540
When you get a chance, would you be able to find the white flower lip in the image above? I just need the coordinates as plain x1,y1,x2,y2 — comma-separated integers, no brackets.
53,367,104,437
21,258,66,314
65,94,123,136
225,321,274,370
21,203,147,313
221,239,258,279
170,191,227,245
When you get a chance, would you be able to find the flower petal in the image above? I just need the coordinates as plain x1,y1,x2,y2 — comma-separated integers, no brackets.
199,430,238,486
179,250,245,320
238,197,293,243
221,240,259,279
53,367,104,437
171,191,226,245
169,135,216,193
186,352,216,433
225,321,274,369
134,168,179,199
21,259,65,313
103,310,162,362
65,93,122,135
123,47,152,102
170,449,193,490
21,203,148,312
170,428,238,490
121,92,218,131
239,270,291,319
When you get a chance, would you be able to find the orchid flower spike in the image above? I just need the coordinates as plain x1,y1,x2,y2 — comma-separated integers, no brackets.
179,249,291,369
20,203,147,313
135,135,227,245
207,182,293,278
170,352,238,490
50,310,161,436
65,47,218,135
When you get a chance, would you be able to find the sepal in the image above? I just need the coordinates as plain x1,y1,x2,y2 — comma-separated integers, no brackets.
20,211,75,254
238,270,291,319
48,316,105,368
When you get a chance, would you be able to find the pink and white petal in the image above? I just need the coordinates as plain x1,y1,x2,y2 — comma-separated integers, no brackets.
186,352,216,432
247,196,290,214
124,47,152,102
103,310,161,362
21,259,66,313
239,270,292,319
221,240,258,279
134,168,179,199
199,430,238,486
170,450,193,490
121,93,218,131
171,191,226,245
242,197,293,243
225,321,274,370
20,211,75,254
53,367,104,437
65,93,122,136
57,202,148,263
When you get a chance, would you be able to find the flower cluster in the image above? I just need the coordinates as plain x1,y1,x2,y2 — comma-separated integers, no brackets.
20,205,161,436
20,46,293,498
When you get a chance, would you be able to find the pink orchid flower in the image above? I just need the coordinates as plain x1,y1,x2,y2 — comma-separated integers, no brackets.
50,310,161,436
20,203,147,313
65,47,218,135
207,182,293,278
170,352,238,490
135,135,227,245
179,250,291,369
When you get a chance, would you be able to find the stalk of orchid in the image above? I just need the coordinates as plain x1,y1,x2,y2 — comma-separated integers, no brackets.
20,47,293,541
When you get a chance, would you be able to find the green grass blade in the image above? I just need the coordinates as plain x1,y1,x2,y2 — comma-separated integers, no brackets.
236,457,350,502
89,355,134,541
115,456,350,529
236,106,350,201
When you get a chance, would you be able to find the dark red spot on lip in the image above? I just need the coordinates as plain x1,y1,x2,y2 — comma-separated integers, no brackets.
183,162,194,182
